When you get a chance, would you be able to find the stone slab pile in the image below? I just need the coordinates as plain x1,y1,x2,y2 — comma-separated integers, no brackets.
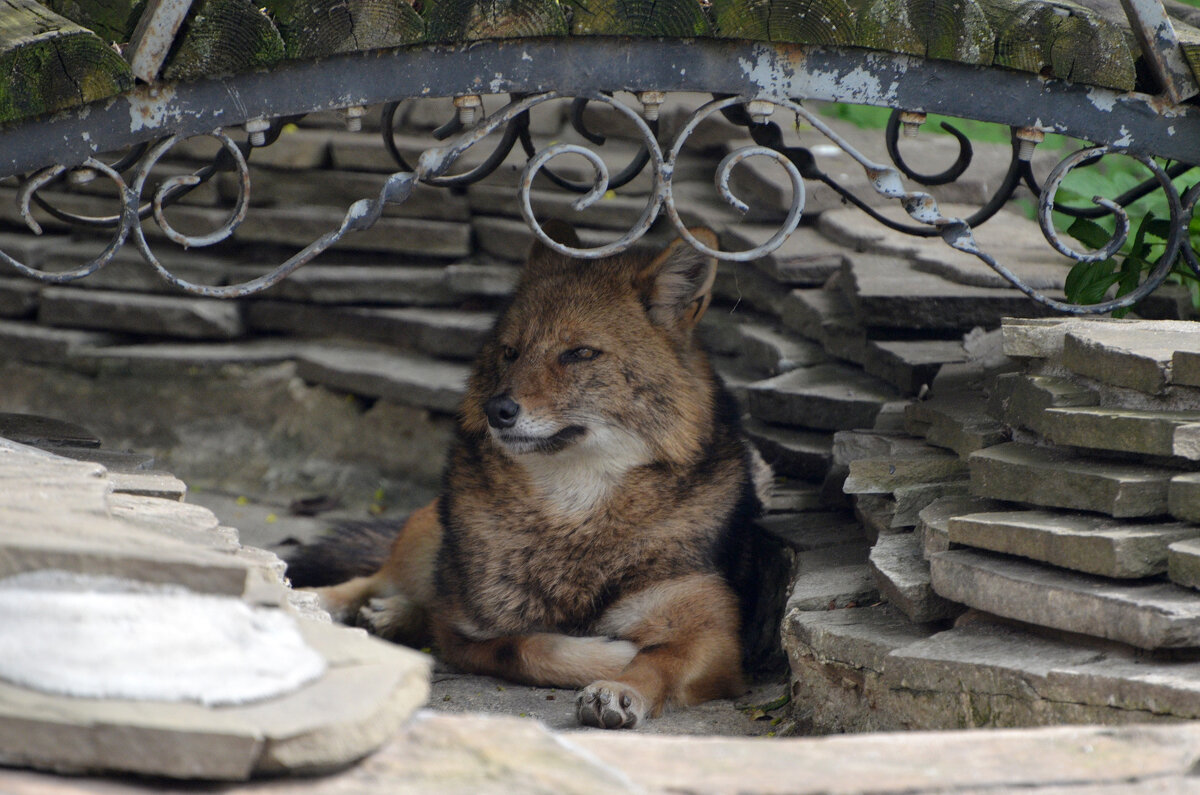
0,415,430,780
782,316,1200,734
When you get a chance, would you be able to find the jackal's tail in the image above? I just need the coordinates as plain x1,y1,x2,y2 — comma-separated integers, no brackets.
282,519,401,588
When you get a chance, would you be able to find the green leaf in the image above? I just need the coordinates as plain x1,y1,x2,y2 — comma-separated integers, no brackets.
1064,258,1119,306
1067,217,1114,252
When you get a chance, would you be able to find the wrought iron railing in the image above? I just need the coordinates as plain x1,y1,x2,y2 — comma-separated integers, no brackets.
2,32,1199,315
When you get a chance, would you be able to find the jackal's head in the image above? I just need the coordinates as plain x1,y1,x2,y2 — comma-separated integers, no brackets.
462,221,720,469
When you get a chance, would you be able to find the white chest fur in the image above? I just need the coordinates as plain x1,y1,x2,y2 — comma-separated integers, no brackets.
515,426,651,519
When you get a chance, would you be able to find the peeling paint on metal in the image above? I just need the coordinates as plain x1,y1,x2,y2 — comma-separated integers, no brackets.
1113,125,1134,147
1086,88,1117,112
128,86,180,133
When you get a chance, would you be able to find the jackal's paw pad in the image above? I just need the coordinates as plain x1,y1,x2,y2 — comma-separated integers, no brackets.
576,681,648,730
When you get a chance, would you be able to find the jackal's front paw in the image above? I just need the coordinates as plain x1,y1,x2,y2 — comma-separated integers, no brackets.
576,681,648,729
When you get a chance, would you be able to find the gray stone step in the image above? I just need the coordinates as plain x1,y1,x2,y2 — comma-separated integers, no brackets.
869,532,964,622
766,481,827,514
862,339,966,396
1039,407,1200,461
832,430,939,466
742,419,833,481
71,340,303,375
947,510,1200,579
1061,321,1200,395
892,480,972,529
839,254,1059,331
917,495,1008,558
39,288,244,341
747,363,901,432
989,373,1099,435
1171,473,1200,523
968,442,1177,518
472,216,672,263
904,393,1009,457
1168,538,1200,590
295,346,468,414
930,548,1200,649
443,261,520,298
712,260,792,316
853,493,898,539
755,511,867,553
468,184,657,231
738,324,828,377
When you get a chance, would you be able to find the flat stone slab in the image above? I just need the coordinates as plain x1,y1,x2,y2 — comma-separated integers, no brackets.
930,548,1200,649
1061,321,1200,394
1000,317,1138,359
1173,348,1200,388
0,413,100,449
869,532,963,622
747,363,900,432
904,393,1009,457
39,288,244,341
844,452,967,495
1039,406,1200,460
862,339,966,395
295,347,468,414
73,340,304,375
721,224,845,287
1168,537,1200,591
107,471,188,500
917,495,1008,558
779,286,868,364
0,319,118,365
787,563,878,612
755,511,868,553
989,372,1099,435
968,442,1176,518
947,510,1200,578
742,419,833,480
739,323,828,376
839,254,1059,331
0,617,430,780
832,430,939,466
257,265,458,306
892,480,971,529
1170,472,1200,523
443,260,520,298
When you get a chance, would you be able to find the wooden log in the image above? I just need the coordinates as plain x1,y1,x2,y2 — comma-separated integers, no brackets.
42,0,141,43
711,0,855,45
852,0,924,54
904,0,995,63
0,0,133,124
569,0,712,36
162,0,284,81
262,0,423,58
980,0,1134,89
422,0,566,42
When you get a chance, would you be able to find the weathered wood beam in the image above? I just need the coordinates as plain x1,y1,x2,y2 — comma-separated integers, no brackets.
42,0,141,43
423,0,566,42
712,0,855,45
162,0,284,81
0,0,132,122
263,0,423,59
569,0,712,36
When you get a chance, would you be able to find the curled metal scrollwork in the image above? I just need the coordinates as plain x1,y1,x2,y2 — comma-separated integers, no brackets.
0,90,1195,313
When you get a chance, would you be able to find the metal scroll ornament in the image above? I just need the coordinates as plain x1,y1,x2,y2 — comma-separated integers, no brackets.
4,92,1195,311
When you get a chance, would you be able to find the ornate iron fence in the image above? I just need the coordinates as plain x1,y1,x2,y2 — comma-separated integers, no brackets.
3,37,1199,314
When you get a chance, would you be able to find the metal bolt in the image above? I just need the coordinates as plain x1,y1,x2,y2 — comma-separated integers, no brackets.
747,100,774,125
1015,126,1045,161
67,168,96,186
343,105,366,132
244,117,270,147
637,91,666,121
899,110,926,138
454,94,483,127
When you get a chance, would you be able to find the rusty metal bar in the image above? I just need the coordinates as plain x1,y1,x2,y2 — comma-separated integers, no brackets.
1119,0,1200,103
3,39,1200,179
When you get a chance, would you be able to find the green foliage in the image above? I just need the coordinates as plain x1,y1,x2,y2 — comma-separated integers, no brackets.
820,101,1200,314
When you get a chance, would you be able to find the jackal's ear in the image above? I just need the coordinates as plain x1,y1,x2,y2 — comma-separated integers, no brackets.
525,219,582,275
639,228,718,330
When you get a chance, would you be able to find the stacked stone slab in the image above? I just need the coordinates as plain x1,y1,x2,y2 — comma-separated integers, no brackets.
783,317,1200,734
0,414,430,780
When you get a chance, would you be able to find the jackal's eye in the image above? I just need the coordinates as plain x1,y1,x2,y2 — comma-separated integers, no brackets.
501,345,519,361
560,346,601,364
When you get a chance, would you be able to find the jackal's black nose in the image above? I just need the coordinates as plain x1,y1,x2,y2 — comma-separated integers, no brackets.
485,394,521,429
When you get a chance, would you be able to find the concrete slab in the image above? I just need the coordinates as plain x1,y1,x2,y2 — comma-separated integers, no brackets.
917,495,1008,558
747,364,900,432
1062,321,1200,394
1039,406,1200,460
904,393,1009,457
295,346,468,415
742,419,833,481
38,288,244,341
1170,472,1200,523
